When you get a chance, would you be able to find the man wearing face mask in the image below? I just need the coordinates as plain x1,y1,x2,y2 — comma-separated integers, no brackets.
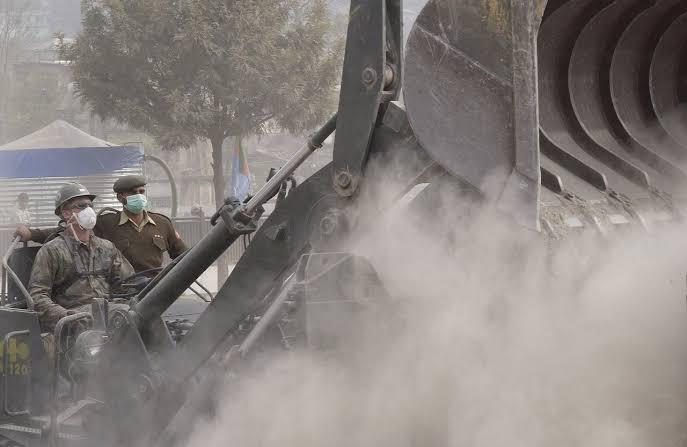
28,183,135,332
99,175,187,274
16,175,187,276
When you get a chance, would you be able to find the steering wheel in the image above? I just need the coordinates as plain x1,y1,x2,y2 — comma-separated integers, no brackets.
109,268,163,301
108,267,214,303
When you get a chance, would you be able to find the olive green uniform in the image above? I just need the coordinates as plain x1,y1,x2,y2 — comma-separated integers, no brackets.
29,210,187,274
28,232,134,332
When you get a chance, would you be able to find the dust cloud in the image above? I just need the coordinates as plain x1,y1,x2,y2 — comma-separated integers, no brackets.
184,177,687,447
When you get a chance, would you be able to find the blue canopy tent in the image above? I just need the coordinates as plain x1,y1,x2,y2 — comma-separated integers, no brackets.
0,120,142,178
0,121,144,226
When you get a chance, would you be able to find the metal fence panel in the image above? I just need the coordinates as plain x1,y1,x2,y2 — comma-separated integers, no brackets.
0,166,145,227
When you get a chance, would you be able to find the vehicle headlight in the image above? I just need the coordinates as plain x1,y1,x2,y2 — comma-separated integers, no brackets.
87,344,103,357
69,330,108,379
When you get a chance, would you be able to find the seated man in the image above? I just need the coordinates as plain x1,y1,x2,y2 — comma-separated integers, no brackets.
28,183,134,333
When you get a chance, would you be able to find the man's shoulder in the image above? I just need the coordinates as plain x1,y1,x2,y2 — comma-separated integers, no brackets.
91,234,117,250
97,210,121,226
38,235,70,259
148,212,183,241
148,211,174,227
41,235,67,250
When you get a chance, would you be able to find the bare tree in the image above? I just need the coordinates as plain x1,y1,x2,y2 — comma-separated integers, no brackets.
0,0,37,141
0,0,35,75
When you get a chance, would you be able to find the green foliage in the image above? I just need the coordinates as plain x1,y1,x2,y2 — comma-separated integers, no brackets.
59,0,343,150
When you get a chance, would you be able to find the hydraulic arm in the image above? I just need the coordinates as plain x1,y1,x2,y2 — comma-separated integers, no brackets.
99,0,687,444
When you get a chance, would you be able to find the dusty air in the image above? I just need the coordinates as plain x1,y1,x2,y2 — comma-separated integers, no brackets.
0,0,686,446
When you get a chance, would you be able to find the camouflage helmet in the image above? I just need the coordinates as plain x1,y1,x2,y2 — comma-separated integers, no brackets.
54,182,97,216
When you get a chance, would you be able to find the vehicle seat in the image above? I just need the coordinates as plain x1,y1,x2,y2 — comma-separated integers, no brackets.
2,245,40,308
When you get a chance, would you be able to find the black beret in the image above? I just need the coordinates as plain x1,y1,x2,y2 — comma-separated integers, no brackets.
113,175,147,193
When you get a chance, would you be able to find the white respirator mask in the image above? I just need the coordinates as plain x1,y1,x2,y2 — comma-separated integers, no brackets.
74,207,97,230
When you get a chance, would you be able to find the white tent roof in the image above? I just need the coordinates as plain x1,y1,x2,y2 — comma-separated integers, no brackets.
0,120,116,151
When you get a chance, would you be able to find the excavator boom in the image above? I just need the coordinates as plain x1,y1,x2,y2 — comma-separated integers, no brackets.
133,0,687,439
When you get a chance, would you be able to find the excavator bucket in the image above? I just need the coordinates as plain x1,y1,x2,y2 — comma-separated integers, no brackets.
404,0,687,232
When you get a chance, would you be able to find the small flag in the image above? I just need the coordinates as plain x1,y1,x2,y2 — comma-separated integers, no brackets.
229,137,251,201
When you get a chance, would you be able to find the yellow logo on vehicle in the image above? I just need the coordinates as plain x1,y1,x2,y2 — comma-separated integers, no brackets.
0,338,30,376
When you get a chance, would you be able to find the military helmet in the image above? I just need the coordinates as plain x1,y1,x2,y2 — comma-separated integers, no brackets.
54,182,97,215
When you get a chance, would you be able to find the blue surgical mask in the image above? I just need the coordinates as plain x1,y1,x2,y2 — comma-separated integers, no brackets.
124,193,147,214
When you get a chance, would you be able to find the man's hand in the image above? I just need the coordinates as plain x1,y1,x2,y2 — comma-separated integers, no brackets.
14,225,31,242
